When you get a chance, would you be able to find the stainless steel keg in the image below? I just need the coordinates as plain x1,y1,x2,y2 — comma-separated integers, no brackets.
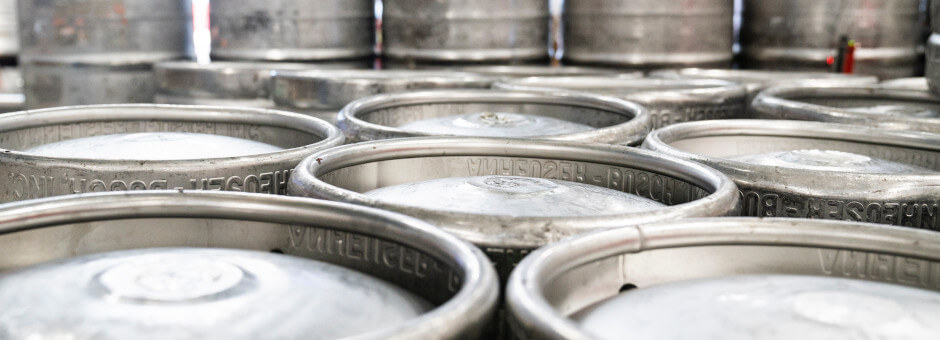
458,65,639,78
272,70,496,123
209,0,374,61
741,0,923,79
926,33,940,95
493,77,748,130
507,218,940,339
337,89,651,145
288,137,740,280
562,0,733,68
0,66,22,113
751,85,940,134
880,77,929,91
0,104,344,203
23,59,156,109
649,68,878,101
0,190,498,339
0,0,16,57
154,61,370,108
643,120,940,230
382,0,550,64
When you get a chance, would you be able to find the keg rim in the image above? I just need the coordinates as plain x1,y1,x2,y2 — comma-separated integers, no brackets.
458,65,642,78
0,104,345,164
506,217,940,339
273,69,496,85
154,60,318,73
337,89,653,145
0,190,499,339
649,68,880,83
289,137,740,249
494,76,743,94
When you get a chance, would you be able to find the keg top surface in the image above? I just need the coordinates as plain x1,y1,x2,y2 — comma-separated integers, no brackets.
364,175,666,217
493,77,745,103
729,149,932,173
458,65,640,78
397,112,596,137
650,68,878,92
0,247,431,339
24,132,284,160
573,274,940,339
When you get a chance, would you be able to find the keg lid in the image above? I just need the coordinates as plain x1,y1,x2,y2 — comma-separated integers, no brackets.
0,247,430,339
24,132,284,160
649,68,878,95
459,65,641,78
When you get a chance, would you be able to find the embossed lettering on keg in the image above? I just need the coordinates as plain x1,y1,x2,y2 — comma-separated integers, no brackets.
337,90,651,145
382,0,550,64
458,65,640,78
288,137,740,281
272,70,496,124
0,104,344,202
0,191,498,339
751,85,940,134
506,218,940,338
649,68,878,101
209,0,374,61
880,77,929,91
741,0,923,79
493,77,748,130
0,0,16,56
643,120,940,230
563,0,733,68
154,61,370,108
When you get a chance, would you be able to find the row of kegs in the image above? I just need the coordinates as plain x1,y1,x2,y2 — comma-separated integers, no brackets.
0,1,939,340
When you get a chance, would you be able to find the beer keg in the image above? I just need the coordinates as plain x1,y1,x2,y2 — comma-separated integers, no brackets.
209,0,374,61
154,61,369,108
0,104,344,203
382,0,550,65
880,77,929,91
493,77,748,130
751,85,940,134
272,70,496,124
0,66,22,113
23,59,157,108
643,120,940,230
649,68,878,101
458,65,640,78
337,89,650,145
0,190,498,339
562,0,733,68
926,33,940,96
288,137,740,280
506,218,940,339
741,0,923,79
0,0,15,57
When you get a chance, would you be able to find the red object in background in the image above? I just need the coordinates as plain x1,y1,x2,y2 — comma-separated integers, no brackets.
842,40,856,74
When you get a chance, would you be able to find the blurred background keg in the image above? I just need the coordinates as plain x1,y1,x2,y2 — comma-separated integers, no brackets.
272,70,496,123
0,66,22,113
644,120,939,229
17,0,190,108
741,0,923,79
752,84,940,133
154,61,370,108
0,104,343,202
649,68,878,101
926,2,940,96
337,90,650,145
0,191,498,339
209,0,375,62
881,77,929,91
507,218,940,339
494,77,748,130
382,0,550,67
562,0,733,69
0,0,16,59
458,65,641,79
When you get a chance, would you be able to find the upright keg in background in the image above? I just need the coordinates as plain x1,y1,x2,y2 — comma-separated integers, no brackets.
17,0,190,108
741,0,923,79
925,1,940,96
0,66,22,113
562,0,733,69
382,0,550,67
209,0,375,62
0,0,16,59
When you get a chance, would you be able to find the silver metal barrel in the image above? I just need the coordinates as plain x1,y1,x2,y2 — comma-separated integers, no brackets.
0,0,16,57
751,85,940,134
562,0,733,68
0,190,498,339
458,65,640,78
382,0,550,64
272,70,496,124
0,104,344,203
494,77,748,130
337,89,651,145
741,0,923,79
649,68,878,101
880,77,928,91
209,0,375,61
23,59,156,109
288,137,740,281
154,61,370,108
507,218,940,339
643,120,940,229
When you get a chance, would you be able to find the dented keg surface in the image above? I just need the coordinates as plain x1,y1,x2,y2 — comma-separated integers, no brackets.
493,77,748,130
506,218,940,339
458,65,641,79
0,104,344,203
880,77,929,91
751,85,940,134
154,61,370,108
0,190,498,339
210,0,374,61
649,68,878,101
0,0,16,57
383,0,550,64
272,70,496,124
288,137,740,280
563,0,733,68
338,90,651,145
23,59,157,109
643,120,940,230
741,0,923,79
